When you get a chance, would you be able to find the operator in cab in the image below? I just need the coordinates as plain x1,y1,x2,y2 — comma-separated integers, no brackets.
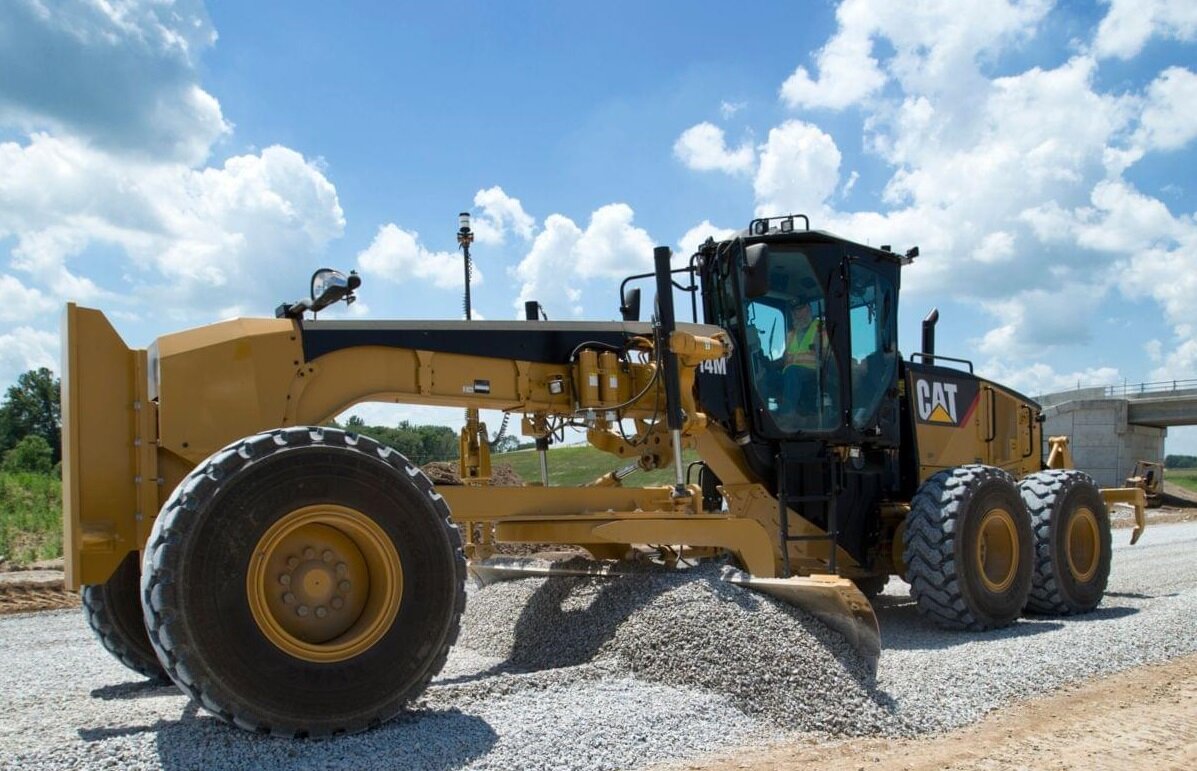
782,300,825,414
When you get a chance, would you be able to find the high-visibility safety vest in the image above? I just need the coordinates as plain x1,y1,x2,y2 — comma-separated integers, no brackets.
784,321,820,370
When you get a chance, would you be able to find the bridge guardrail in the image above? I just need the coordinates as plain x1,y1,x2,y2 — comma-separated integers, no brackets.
1105,379,1197,398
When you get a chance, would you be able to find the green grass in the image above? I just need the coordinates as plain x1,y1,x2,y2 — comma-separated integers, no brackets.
1166,467,1197,494
496,444,701,487
0,472,62,565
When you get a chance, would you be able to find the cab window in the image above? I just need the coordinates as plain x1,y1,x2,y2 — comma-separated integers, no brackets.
847,262,896,429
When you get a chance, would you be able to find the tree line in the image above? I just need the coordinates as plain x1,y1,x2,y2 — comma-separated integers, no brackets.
0,368,60,474
1166,455,1197,469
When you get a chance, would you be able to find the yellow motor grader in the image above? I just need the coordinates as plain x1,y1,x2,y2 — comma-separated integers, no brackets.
62,214,1146,737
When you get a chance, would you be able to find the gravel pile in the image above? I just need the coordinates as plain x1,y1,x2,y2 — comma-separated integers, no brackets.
457,565,902,735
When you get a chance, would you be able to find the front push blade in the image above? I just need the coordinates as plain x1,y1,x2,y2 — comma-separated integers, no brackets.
721,568,881,667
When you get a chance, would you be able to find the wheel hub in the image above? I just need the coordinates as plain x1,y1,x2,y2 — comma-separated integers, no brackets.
247,505,402,662
1066,506,1100,583
976,507,1019,593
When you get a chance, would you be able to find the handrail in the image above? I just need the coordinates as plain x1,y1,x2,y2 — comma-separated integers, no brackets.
1105,379,1197,398
1035,378,1197,400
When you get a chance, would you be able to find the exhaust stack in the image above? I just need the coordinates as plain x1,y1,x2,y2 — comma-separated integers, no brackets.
922,307,939,365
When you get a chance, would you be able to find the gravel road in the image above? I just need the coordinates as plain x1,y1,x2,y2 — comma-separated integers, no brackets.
1,522,1194,771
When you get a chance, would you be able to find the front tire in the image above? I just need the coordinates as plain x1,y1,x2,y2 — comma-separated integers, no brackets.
1019,470,1111,615
140,427,465,737
904,465,1033,630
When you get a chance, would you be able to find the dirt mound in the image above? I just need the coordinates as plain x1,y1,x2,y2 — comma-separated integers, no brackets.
422,461,524,487
1163,481,1197,506
0,570,77,615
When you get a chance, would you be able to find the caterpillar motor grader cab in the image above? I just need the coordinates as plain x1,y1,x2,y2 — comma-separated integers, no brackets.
62,214,1147,737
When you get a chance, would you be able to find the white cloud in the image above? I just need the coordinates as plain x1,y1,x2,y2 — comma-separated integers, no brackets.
980,360,1121,397
0,135,345,318
779,1,886,110
511,203,657,319
1134,67,1197,153
678,221,737,260
0,275,57,321
674,122,755,175
0,0,227,165
1094,0,1197,60
512,214,584,318
357,223,475,291
0,327,58,387
780,0,1050,110
471,186,535,246
753,121,842,217
976,282,1113,360
970,231,1016,265
574,204,656,279
719,101,746,119
1151,338,1197,381
840,171,860,199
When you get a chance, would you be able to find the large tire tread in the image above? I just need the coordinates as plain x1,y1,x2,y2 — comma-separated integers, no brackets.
1019,469,1110,616
82,552,169,682
140,426,466,737
903,464,1031,631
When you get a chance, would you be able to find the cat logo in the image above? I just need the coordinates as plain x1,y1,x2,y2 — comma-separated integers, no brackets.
915,379,958,424
699,358,727,376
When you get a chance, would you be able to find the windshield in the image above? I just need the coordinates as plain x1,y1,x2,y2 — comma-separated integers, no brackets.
742,249,841,432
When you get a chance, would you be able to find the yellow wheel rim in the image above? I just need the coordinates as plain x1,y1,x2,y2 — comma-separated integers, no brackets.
976,507,1019,593
1066,506,1100,583
247,505,402,663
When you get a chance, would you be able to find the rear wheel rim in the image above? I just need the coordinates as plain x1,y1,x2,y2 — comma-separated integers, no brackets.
247,505,402,663
976,507,1019,593
1066,506,1100,583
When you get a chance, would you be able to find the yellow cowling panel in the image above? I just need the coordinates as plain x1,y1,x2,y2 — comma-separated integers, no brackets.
153,317,303,464
912,378,1040,482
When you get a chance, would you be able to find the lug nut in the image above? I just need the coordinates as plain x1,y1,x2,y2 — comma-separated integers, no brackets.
322,549,334,563
279,574,291,586
331,597,344,610
303,547,316,559
297,605,310,617
287,557,298,568
335,562,348,577
283,592,296,605
338,580,351,593
315,606,328,618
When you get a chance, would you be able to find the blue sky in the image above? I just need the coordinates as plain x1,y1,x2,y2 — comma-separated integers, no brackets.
1,1,1196,450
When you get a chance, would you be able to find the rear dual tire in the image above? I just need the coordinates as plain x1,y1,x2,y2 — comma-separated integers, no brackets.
82,552,168,682
1019,469,1110,615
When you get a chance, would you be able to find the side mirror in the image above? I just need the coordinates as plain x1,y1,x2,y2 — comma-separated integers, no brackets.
743,244,770,299
620,287,641,322
310,268,361,313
